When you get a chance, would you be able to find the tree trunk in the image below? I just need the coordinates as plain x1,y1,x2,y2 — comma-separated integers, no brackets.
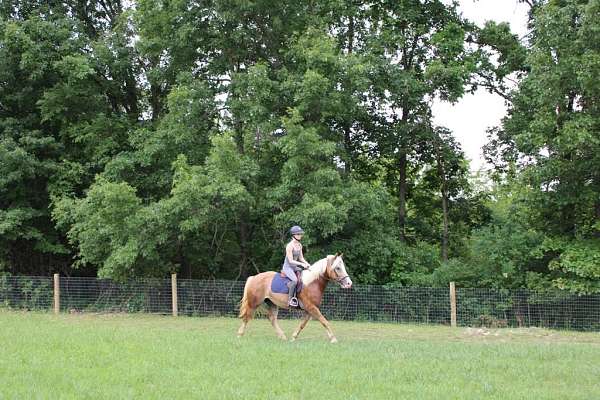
341,16,354,177
398,151,407,242
232,71,249,279
150,83,163,122
177,241,192,279
343,125,352,176
436,143,449,262
594,201,600,238
440,184,449,262
238,218,249,278
124,67,139,120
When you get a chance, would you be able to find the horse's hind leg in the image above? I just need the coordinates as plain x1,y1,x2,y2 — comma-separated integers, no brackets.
267,307,287,340
238,297,264,337
238,281,258,337
291,312,311,341
237,307,255,337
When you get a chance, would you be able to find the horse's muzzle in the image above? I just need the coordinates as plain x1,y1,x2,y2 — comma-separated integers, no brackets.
340,277,353,289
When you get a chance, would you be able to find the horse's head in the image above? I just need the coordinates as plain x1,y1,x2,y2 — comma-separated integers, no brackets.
326,253,352,289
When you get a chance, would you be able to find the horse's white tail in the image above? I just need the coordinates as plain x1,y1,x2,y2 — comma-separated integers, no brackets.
238,276,253,319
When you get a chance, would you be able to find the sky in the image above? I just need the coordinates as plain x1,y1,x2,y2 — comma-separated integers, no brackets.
432,0,530,171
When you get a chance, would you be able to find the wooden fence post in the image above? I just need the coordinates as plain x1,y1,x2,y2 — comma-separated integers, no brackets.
450,281,457,327
53,273,60,314
172,273,178,317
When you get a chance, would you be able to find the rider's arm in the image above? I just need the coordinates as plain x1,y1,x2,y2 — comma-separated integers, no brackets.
298,246,310,268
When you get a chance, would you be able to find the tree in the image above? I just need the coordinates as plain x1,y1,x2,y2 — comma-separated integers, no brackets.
352,1,479,241
0,4,135,274
432,127,470,261
3,0,545,289
486,0,600,292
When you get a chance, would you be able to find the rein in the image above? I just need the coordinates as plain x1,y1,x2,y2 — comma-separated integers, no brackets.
331,273,349,285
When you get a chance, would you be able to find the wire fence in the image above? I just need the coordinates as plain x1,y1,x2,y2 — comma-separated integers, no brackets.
1,275,599,331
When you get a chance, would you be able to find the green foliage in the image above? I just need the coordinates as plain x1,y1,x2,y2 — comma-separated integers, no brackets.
545,238,600,294
473,21,528,98
466,222,546,288
271,113,346,239
53,178,145,279
328,182,401,284
2,0,598,294
391,241,442,287
485,0,600,292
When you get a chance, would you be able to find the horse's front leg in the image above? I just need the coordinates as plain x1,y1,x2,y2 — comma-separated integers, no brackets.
291,312,311,341
267,307,287,340
306,306,337,343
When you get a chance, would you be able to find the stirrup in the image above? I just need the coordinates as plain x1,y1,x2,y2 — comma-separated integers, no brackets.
288,297,299,307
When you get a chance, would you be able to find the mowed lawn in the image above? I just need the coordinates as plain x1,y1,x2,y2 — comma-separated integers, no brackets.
1,310,599,399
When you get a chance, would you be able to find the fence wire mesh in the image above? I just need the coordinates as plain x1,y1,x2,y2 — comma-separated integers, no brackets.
0,276,53,310
1,275,599,330
456,288,600,330
60,277,172,314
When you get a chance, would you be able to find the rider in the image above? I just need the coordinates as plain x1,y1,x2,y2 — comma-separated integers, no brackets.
282,225,311,307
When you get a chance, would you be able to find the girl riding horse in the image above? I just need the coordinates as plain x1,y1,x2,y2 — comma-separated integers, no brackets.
238,247,352,343
282,225,310,307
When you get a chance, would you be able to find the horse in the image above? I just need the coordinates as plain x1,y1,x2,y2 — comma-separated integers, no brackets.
237,253,352,343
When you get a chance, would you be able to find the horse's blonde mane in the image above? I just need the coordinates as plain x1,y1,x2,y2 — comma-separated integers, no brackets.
302,255,334,286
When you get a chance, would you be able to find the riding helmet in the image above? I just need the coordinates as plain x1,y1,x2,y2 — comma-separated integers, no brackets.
289,225,304,236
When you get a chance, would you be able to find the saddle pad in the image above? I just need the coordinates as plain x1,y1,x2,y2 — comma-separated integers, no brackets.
270,273,289,294
270,272,303,294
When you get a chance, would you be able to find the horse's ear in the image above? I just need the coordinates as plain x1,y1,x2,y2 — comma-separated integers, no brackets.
335,251,340,258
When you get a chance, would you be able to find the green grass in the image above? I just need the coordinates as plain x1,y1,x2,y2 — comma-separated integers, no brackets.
1,310,599,399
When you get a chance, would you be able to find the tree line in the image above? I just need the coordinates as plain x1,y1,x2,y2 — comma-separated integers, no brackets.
1,0,598,293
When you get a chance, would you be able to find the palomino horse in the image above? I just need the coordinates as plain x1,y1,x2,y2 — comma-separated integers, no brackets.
237,253,352,343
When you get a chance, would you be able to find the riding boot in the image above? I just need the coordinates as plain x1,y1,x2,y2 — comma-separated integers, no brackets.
287,281,298,307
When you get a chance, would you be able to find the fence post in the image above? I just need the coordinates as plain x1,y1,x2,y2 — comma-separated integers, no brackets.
450,281,457,327
171,273,178,317
53,273,60,314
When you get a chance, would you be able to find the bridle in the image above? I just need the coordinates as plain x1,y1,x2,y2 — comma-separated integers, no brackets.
328,259,349,285
334,273,350,285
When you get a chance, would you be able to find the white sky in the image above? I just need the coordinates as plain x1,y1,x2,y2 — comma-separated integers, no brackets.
433,0,530,171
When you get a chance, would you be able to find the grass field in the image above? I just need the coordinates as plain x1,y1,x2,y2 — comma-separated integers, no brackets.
1,310,599,399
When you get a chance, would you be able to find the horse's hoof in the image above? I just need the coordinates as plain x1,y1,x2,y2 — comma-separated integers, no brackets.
330,337,338,344
290,337,296,342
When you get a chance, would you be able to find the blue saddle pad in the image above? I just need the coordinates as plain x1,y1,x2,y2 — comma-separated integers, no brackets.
271,273,304,295
271,273,290,294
